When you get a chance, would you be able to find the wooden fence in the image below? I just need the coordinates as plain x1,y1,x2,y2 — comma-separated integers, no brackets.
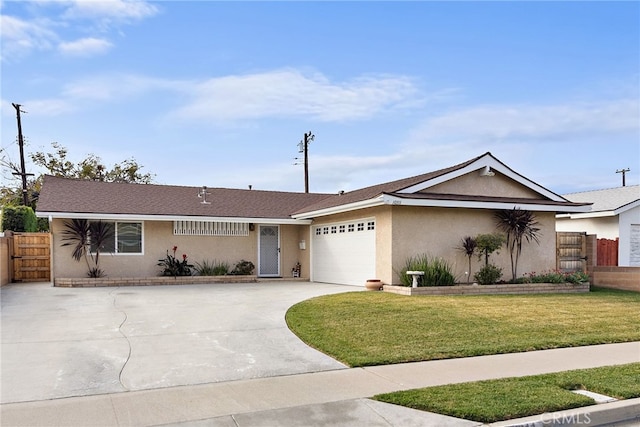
597,238,618,266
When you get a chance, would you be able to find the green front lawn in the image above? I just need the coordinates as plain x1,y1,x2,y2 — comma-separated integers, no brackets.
374,363,640,423
285,287,640,367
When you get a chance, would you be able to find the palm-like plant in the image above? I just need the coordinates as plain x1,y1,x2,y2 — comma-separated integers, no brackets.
458,236,477,284
61,218,114,277
494,208,541,281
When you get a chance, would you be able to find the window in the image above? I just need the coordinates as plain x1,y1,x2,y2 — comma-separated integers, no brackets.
90,221,142,255
357,222,365,231
348,224,355,232
315,227,322,236
339,225,346,233
367,221,375,230
331,226,337,234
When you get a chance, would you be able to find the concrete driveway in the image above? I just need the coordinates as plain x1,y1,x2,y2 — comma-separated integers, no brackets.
1,281,355,404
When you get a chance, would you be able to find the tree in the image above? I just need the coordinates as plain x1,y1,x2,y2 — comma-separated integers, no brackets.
475,233,505,267
494,208,541,282
30,142,154,183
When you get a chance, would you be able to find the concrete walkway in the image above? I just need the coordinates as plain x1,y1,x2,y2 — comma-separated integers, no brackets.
1,282,639,426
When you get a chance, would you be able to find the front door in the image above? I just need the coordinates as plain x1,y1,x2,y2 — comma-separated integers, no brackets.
259,225,280,277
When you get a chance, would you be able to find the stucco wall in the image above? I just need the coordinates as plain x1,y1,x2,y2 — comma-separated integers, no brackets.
619,206,640,267
388,206,556,285
0,233,11,286
426,171,541,198
50,219,307,279
555,216,619,239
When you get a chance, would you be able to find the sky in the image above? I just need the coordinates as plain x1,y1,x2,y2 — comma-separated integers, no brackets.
1,1,639,197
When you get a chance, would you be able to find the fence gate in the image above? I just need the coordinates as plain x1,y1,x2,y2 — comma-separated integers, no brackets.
12,232,51,282
556,232,587,273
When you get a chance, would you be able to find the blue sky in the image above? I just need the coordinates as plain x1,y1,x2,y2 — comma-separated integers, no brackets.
2,1,639,196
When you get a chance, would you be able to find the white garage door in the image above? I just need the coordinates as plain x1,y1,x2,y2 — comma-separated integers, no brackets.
312,219,376,286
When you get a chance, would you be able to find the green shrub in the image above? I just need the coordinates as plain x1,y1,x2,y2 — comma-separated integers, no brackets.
521,270,590,284
194,259,230,276
474,264,502,285
158,246,193,277
399,254,457,287
1,205,37,232
230,260,255,275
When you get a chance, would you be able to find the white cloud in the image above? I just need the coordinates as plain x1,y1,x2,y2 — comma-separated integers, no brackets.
0,15,57,61
61,0,159,22
170,69,422,122
58,37,113,56
409,100,639,143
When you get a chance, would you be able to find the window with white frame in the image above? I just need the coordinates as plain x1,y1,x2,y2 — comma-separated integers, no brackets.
89,221,143,254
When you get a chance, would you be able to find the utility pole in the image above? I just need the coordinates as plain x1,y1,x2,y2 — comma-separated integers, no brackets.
12,103,33,206
296,131,315,193
616,168,630,187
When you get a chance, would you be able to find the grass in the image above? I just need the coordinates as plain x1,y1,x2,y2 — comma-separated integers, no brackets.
285,287,640,367
373,363,640,423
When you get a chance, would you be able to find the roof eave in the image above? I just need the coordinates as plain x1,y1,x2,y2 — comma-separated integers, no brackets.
291,196,386,220
36,211,312,225
381,195,592,212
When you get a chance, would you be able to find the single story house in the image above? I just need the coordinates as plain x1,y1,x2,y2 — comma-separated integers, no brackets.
556,185,640,267
36,152,590,286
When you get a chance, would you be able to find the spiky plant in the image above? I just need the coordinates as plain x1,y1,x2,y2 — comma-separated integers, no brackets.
494,208,541,281
61,219,114,277
458,236,477,284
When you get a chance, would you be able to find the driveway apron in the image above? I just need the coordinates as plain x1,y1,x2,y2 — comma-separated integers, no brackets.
1,282,354,404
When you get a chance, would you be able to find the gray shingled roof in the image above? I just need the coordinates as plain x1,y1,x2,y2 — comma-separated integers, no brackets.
562,185,640,213
37,176,333,219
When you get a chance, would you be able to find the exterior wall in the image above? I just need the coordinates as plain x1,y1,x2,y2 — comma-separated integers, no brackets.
0,232,12,286
426,171,541,198
50,219,306,279
592,266,640,292
619,206,640,266
389,207,556,285
555,216,619,239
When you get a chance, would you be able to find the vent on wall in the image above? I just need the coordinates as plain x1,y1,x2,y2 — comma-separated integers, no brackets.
173,221,249,236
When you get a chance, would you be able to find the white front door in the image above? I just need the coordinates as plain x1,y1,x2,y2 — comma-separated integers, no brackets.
259,225,280,276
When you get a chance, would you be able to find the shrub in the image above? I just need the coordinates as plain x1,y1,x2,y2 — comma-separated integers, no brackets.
158,246,193,277
522,270,590,284
1,205,37,232
230,260,255,275
399,254,457,287
194,259,230,276
474,264,502,285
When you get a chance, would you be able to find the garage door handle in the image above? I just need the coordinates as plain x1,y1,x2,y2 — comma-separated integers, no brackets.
11,255,22,259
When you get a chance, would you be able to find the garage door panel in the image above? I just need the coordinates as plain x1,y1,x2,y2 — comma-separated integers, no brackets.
312,219,375,285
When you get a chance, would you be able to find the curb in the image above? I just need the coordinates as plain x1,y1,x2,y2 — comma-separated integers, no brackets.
486,398,640,426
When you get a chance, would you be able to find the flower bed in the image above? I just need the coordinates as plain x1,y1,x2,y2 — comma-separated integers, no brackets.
383,282,590,296
54,275,257,288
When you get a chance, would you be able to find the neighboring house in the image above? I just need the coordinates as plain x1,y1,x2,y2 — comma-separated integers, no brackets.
36,152,590,286
556,185,640,267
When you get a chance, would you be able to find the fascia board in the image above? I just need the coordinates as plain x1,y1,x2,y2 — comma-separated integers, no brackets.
399,156,566,202
560,211,616,220
36,211,312,225
291,197,385,220
614,199,640,215
381,195,592,213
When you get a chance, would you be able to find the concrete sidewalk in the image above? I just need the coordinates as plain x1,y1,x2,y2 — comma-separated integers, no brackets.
2,342,638,426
